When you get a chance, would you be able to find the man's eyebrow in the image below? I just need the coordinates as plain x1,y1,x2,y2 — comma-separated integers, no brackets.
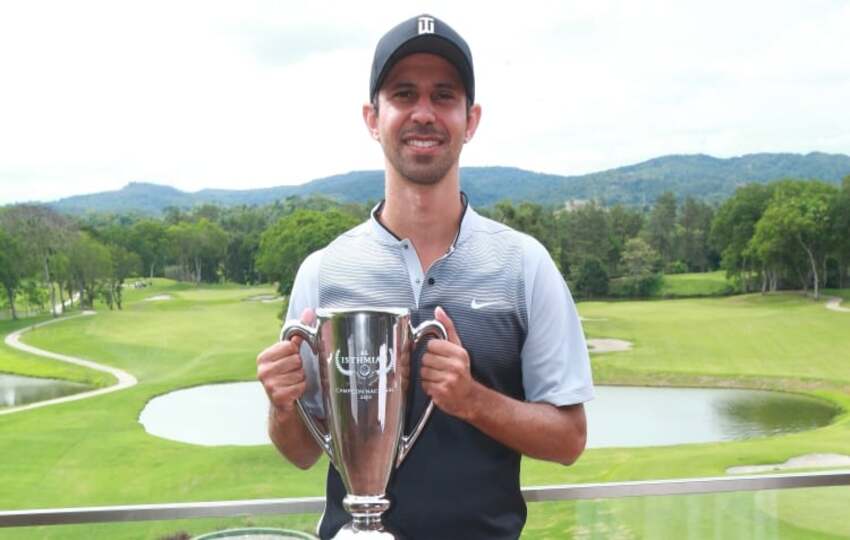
387,81,416,90
385,81,459,90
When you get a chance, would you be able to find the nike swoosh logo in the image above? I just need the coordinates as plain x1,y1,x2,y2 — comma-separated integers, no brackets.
470,299,506,310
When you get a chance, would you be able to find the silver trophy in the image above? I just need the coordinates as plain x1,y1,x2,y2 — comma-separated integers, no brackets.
281,307,446,539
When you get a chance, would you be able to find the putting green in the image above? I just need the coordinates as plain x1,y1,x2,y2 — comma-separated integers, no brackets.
1,280,849,539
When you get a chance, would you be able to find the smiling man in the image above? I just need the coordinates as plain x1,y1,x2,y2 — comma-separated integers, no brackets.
256,14,594,539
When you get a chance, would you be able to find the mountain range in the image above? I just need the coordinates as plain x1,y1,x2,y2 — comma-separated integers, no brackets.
47,152,850,215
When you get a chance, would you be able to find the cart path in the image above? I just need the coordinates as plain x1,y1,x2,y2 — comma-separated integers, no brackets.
0,311,137,416
826,296,850,313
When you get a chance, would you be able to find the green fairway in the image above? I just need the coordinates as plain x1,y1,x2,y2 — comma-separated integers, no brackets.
1,281,849,538
658,270,738,298
0,316,115,387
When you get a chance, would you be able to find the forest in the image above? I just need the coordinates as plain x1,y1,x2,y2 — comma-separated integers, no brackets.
2,176,849,320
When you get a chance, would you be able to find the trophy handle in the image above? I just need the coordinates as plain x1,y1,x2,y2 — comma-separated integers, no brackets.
280,320,335,466
396,319,447,467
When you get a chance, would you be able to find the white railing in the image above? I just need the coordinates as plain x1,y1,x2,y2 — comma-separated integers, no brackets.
2,470,849,528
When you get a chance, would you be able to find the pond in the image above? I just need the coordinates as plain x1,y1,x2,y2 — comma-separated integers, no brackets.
0,373,90,409
138,383,840,448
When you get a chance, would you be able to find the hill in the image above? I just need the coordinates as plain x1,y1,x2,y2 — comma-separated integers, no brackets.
48,152,850,214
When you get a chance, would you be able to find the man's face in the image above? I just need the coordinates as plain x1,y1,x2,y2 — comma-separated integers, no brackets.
365,53,481,186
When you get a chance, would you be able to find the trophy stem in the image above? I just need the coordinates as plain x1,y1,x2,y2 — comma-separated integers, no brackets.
336,495,395,538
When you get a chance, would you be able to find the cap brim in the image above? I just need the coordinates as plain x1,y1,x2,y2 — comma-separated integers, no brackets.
374,34,474,102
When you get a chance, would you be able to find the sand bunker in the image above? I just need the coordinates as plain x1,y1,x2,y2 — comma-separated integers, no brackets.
727,453,850,474
245,294,276,301
145,294,172,302
244,294,285,303
587,338,632,353
826,297,850,313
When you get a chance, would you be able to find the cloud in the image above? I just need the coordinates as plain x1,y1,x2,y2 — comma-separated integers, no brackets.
0,0,848,204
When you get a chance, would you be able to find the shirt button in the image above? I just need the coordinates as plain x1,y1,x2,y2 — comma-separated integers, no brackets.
428,278,435,285
403,244,409,250
415,278,421,284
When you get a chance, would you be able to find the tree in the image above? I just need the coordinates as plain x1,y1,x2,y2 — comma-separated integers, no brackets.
224,232,261,284
105,245,142,309
191,204,223,223
167,219,227,283
220,206,269,284
0,205,72,318
558,202,613,280
68,233,112,309
490,201,559,256
257,209,360,294
644,192,677,266
617,237,662,297
607,205,645,276
0,227,32,319
21,279,48,314
129,220,169,279
676,197,715,272
573,257,609,298
750,180,838,300
622,237,661,277
830,175,850,287
710,184,775,292
50,252,71,313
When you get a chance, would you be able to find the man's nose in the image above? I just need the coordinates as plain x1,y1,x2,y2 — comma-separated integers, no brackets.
410,96,436,124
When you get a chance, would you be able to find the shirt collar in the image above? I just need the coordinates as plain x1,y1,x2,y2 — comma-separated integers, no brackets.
369,192,477,249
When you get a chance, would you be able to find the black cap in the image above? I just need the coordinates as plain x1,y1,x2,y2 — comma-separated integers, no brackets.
369,14,475,104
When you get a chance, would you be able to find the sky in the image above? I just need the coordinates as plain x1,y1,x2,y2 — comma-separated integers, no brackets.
1,0,848,205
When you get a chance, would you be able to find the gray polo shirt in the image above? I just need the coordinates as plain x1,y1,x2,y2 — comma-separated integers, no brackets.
286,198,594,539
287,202,595,414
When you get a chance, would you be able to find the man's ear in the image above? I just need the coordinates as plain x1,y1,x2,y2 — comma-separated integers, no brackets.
363,102,380,141
464,103,482,143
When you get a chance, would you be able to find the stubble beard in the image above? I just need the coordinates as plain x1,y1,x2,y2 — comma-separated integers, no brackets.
386,149,456,186
384,127,460,186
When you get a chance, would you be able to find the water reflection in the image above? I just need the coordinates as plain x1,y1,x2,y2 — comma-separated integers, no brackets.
715,392,838,439
138,383,839,448
0,373,90,408
585,386,839,448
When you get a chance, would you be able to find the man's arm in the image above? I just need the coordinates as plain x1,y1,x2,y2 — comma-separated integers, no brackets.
267,398,323,470
258,250,326,469
257,310,323,470
421,307,588,465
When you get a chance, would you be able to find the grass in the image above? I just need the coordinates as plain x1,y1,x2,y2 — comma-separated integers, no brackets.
1,280,850,538
0,315,115,387
657,270,738,298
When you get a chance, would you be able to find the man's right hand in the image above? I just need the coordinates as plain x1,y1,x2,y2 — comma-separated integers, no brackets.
256,308,315,413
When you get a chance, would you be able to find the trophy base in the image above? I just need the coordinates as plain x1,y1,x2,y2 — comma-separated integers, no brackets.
333,495,401,539
332,522,400,539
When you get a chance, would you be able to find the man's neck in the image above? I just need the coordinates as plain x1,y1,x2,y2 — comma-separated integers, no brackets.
380,167,464,270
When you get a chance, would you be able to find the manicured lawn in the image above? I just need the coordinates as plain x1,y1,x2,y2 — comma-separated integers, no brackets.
0,315,114,387
1,281,849,538
658,270,737,298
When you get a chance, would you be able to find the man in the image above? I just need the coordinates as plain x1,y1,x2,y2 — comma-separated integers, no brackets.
256,14,594,539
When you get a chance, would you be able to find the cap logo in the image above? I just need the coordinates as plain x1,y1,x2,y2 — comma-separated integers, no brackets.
417,16,435,35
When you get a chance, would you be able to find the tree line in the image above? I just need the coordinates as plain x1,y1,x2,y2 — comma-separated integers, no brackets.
0,197,366,319
1,176,848,319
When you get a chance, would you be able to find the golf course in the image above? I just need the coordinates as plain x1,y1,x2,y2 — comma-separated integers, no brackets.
1,278,849,539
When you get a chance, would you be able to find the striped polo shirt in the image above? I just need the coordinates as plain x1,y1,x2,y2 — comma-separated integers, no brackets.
286,197,594,539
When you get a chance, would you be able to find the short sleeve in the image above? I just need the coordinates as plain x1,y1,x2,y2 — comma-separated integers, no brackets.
520,238,595,406
283,249,324,417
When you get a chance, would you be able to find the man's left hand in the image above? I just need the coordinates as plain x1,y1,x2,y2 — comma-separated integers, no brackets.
420,306,480,421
